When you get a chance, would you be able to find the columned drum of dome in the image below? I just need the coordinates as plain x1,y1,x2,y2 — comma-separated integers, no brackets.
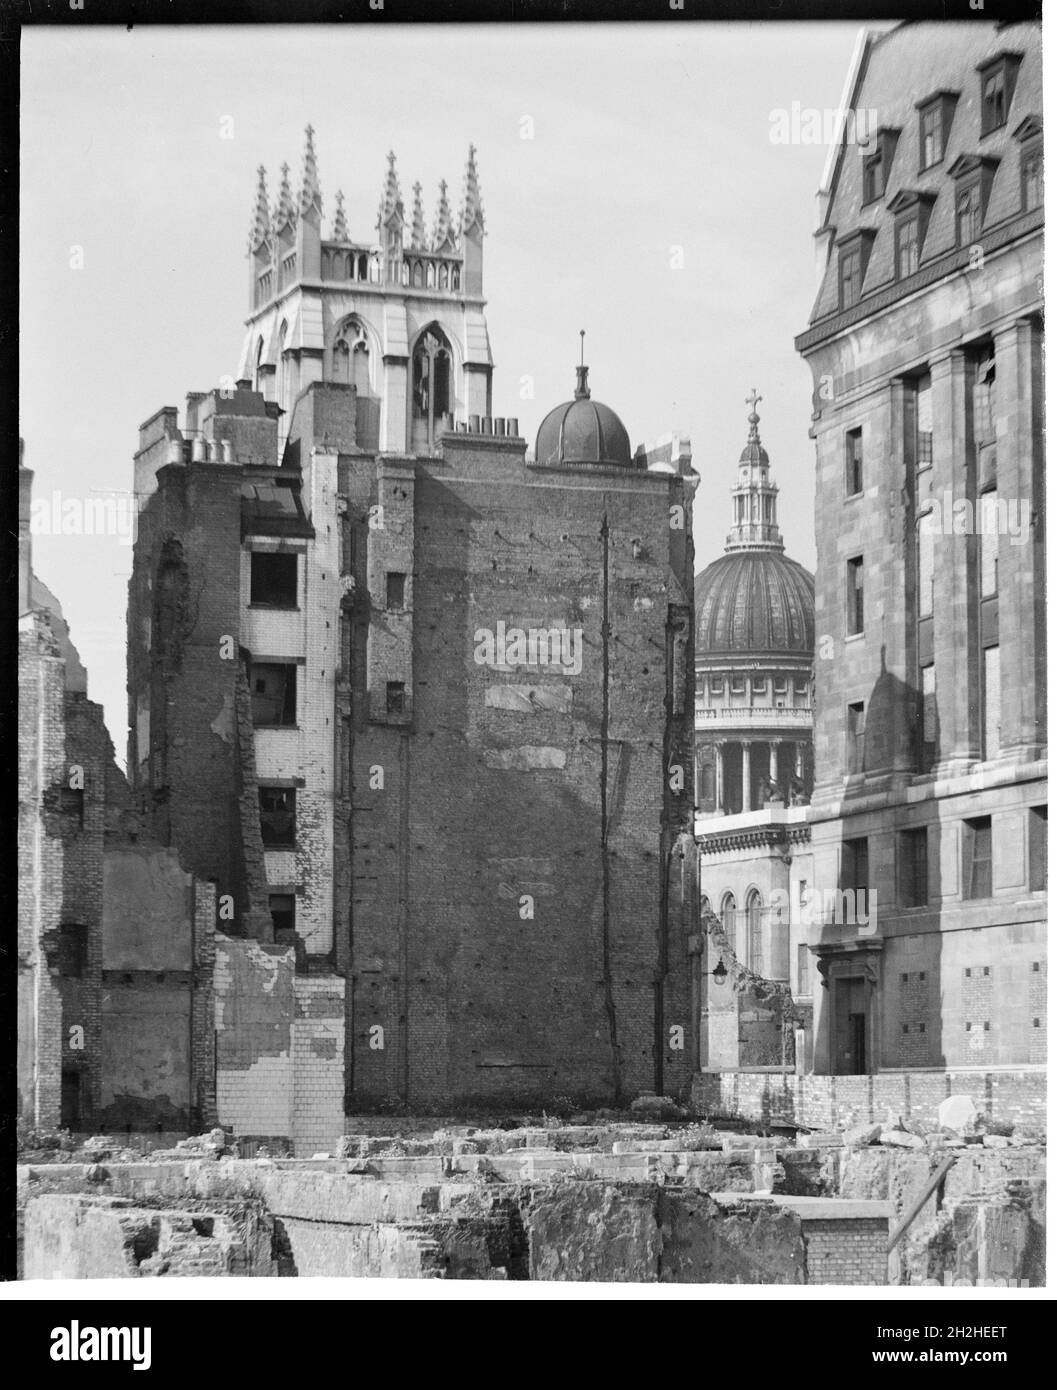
693,395,815,818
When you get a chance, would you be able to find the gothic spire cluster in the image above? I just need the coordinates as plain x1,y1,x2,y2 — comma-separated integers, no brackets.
246,132,485,269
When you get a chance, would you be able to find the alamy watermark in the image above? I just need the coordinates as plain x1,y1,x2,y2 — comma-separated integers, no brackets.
921,491,1031,545
769,103,879,151
30,490,141,547
766,885,878,935
474,620,583,676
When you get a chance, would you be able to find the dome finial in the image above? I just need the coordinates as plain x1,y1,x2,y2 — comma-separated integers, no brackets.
745,386,763,439
575,330,590,398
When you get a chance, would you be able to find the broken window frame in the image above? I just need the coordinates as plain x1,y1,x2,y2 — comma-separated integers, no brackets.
259,786,297,848
250,661,298,727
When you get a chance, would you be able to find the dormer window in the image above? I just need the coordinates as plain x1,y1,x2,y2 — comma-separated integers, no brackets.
916,91,958,171
861,128,900,206
1013,115,1043,213
948,155,999,248
956,184,981,246
839,248,861,310
836,230,876,310
896,217,920,278
888,190,936,281
1022,144,1043,211
978,53,1022,137
863,152,884,205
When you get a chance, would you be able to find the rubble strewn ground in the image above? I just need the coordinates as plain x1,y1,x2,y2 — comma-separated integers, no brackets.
17,1097,1045,1285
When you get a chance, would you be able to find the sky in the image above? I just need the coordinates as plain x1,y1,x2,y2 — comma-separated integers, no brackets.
20,20,874,757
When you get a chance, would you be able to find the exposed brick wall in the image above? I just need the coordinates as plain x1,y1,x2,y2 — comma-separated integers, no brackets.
215,938,344,1154
803,1217,889,1285
693,1068,1046,1129
345,444,697,1110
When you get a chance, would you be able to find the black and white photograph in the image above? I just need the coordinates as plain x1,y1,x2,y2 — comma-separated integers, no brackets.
7,0,1049,1315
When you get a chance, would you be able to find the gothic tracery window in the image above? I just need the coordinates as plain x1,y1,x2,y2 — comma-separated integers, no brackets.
331,320,371,393
412,325,453,424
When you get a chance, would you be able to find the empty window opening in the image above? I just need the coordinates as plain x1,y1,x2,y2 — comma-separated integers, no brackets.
269,893,296,938
250,552,298,608
55,924,87,978
260,787,296,847
385,572,406,610
250,662,297,726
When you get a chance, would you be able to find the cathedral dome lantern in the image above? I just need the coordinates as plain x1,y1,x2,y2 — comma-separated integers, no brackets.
534,344,633,469
695,392,814,657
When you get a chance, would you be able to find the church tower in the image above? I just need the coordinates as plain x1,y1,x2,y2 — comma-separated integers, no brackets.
238,129,494,457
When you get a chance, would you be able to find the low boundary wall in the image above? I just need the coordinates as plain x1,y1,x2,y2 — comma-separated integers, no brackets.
692,1069,1046,1130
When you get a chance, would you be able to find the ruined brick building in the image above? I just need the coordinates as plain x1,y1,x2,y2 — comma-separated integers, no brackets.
794,19,1045,1076
126,136,700,1151
18,443,216,1136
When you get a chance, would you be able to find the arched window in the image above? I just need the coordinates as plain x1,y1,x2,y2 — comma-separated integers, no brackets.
331,320,370,394
426,262,436,289
746,889,763,973
413,261,424,288
411,324,453,448
721,892,737,939
332,338,350,385
451,266,461,291
352,342,370,396
439,263,449,290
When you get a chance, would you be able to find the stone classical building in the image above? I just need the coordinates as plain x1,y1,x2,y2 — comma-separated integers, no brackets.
125,135,700,1150
794,19,1045,1076
18,444,215,1136
694,401,816,1070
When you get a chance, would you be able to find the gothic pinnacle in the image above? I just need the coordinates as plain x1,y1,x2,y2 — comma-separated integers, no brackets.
300,123,322,217
461,142,485,236
275,162,295,231
432,178,456,253
332,188,350,242
249,164,270,251
379,149,404,225
410,181,427,250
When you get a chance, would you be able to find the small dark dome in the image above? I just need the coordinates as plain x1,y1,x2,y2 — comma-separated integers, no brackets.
534,365,632,468
695,550,815,657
